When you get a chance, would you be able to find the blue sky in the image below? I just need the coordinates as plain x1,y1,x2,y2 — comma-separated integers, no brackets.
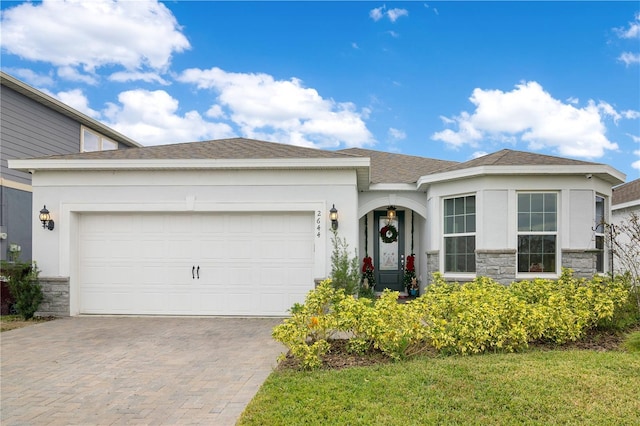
1,1,639,180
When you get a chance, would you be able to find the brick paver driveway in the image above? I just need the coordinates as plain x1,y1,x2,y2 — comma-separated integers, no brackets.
1,316,285,425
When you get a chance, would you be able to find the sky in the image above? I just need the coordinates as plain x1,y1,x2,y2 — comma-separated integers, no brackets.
1,1,639,181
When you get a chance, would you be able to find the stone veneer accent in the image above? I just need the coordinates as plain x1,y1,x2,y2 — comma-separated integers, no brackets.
561,249,597,278
425,250,439,284
36,277,69,317
475,249,517,285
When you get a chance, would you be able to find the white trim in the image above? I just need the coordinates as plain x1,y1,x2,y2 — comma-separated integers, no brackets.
368,183,417,191
0,178,32,192
612,199,640,211
358,196,427,219
417,164,626,189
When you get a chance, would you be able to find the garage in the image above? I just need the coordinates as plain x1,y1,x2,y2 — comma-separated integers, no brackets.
78,211,315,316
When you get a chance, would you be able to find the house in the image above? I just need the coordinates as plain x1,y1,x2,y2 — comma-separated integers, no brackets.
611,178,640,274
0,71,141,262
9,138,625,317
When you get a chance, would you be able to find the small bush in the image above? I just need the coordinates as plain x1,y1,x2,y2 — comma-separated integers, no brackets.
3,262,43,320
329,229,360,295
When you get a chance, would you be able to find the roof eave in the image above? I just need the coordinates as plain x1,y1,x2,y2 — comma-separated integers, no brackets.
416,165,626,190
1,71,142,148
8,157,371,189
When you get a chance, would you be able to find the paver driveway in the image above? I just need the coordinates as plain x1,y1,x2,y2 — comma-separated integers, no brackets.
1,316,286,425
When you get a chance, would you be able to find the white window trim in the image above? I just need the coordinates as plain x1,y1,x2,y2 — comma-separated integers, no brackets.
442,193,477,277
516,191,560,278
81,126,118,152
594,194,607,274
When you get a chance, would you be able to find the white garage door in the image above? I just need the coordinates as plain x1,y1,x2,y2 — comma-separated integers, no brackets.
78,212,314,316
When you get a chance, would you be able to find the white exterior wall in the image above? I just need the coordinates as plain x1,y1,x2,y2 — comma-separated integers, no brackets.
426,174,615,278
31,168,359,289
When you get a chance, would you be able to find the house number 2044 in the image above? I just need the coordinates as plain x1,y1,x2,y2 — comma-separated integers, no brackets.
316,211,322,238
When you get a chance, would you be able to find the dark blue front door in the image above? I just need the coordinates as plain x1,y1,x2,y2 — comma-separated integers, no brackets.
374,210,404,292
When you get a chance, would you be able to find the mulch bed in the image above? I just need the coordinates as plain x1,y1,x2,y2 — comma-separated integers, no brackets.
277,326,639,371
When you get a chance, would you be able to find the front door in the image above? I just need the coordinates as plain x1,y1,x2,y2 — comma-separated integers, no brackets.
374,210,405,292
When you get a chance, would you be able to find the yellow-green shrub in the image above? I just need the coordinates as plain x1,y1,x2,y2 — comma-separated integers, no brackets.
272,279,346,369
510,269,629,343
415,276,530,354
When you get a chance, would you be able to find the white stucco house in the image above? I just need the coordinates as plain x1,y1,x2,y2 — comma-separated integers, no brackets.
9,138,626,317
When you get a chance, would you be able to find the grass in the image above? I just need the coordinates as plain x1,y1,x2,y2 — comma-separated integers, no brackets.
239,350,640,425
0,314,54,332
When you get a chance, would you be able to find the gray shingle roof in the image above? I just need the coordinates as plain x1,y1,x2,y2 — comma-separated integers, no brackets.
44,138,360,160
432,149,601,174
338,148,459,184
612,178,640,206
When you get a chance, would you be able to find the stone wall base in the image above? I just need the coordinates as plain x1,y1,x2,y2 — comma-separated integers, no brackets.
476,250,517,285
561,250,597,278
36,277,70,317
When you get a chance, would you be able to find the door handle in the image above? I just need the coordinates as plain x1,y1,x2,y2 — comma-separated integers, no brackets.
192,266,195,279
197,266,200,279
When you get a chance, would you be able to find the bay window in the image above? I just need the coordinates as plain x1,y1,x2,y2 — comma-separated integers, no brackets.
444,195,476,273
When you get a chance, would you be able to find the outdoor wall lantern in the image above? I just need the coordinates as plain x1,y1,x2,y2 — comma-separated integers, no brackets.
39,205,55,231
330,204,339,230
387,205,397,220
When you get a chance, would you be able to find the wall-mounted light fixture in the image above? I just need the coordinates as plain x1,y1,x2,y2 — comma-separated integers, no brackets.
329,204,339,230
387,206,397,220
39,205,55,231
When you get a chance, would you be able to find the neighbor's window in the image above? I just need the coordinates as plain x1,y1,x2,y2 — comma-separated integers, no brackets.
595,195,605,273
444,195,476,273
82,127,118,152
517,193,557,273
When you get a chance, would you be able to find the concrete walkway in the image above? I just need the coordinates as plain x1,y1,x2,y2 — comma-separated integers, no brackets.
1,316,286,425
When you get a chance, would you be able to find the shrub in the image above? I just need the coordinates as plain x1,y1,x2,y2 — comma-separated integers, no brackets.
415,276,530,354
272,279,346,369
3,262,44,320
329,229,360,295
510,270,629,343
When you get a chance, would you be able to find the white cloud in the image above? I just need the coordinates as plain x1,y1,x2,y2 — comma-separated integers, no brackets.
53,89,100,118
615,12,640,39
432,81,621,158
3,68,54,87
369,5,408,22
109,71,169,85
205,104,226,119
103,89,234,145
386,31,400,38
618,52,640,65
57,66,98,85
627,134,640,143
351,42,359,49
633,150,640,171
177,67,374,148
0,0,189,76
387,8,409,23
623,110,640,120
566,96,579,105
471,151,488,159
388,128,406,140
369,6,385,22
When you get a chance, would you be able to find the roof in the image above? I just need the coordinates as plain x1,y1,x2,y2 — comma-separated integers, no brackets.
612,178,640,207
43,138,360,160
433,149,600,174
338,148,458,184
0,71,141,148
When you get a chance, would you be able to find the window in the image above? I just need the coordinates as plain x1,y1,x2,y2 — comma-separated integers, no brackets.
82,127,118,152
444,195,476,273
517,193,557,273
595,196,605,273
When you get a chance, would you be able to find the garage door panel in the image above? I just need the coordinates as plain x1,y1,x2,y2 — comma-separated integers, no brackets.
79,212,314,315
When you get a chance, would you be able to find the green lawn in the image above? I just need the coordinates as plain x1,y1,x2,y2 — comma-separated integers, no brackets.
239,350,640,425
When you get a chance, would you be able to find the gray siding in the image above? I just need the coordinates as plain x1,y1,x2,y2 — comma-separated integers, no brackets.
1,85,81,186
0,186,32,261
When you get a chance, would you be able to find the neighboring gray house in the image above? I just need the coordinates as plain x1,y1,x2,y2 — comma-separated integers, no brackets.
0,71,141,261
611,178,640,274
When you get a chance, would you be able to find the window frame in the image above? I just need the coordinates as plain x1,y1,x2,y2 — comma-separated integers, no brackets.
594,195,606,274
516,192,559,277
443,194,476,275
81,126,118,152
